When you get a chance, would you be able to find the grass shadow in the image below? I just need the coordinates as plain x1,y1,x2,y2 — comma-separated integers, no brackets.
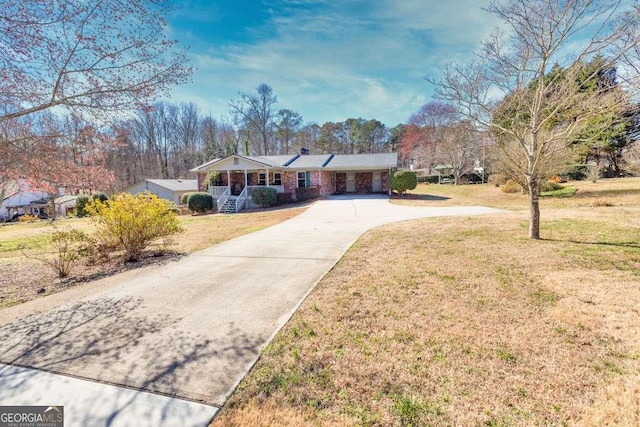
574,188,640,199
392,194,451,201
544,238,640,249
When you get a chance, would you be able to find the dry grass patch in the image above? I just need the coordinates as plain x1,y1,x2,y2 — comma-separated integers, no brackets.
0,206,306,309
214,207,640,426
392,177,640,211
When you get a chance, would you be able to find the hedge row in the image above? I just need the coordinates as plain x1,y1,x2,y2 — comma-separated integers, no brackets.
251,187,278,208
296,187,320,202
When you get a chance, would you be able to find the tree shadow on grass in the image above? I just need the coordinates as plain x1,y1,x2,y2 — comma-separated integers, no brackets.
544,238,640,249
391,194,450,201
0,297,263,424
574,188,640,199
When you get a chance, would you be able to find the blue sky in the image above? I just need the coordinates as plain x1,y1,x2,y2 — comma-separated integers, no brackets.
167,0,497,126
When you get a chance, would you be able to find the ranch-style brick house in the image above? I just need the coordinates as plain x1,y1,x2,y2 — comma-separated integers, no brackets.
190,150,398,213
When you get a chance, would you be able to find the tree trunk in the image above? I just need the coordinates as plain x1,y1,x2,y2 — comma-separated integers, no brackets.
49,193,57,221
528,179,541,239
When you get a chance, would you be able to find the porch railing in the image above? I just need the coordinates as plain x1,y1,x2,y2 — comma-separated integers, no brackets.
216,187,230,212
235,186,248,213
209,185,228,197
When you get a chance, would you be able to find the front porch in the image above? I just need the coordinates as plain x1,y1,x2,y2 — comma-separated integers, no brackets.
209,184,286,213
206,167,289,213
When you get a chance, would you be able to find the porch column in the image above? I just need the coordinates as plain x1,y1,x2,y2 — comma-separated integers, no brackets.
227,169,231,192
319,169,322,185
266,168,270,187
244,169,248,189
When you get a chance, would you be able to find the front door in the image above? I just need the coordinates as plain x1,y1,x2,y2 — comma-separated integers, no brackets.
372,172,382,192
346,172,355,192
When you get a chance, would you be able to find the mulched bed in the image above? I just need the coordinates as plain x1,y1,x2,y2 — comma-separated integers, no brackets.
0,251,184,309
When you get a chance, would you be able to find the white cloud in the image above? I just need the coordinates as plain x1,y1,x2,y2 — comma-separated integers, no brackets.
169,0,499,125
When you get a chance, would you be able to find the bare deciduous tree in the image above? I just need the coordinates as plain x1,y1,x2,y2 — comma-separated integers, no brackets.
229,83,278,156
436,121,479,185
429,0,640,238
0,0,192,193
276,109,303,155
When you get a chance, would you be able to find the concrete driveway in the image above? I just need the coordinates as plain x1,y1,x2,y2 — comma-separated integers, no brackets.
0,196,502,426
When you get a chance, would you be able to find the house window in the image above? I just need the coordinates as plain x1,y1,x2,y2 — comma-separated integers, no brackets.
233,157,239,165
298,171,307,188
273,172,282,186
259,173,266,185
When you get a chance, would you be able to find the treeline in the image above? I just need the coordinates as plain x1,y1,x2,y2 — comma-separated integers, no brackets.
105,84,399,189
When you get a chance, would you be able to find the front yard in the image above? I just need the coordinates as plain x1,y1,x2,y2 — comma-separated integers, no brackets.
0,206,306,309
213,178,640,426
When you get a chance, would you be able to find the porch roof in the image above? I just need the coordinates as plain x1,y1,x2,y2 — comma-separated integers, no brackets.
190,154,289,173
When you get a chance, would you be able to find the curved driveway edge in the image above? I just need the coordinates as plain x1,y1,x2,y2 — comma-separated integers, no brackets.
0,196,503,426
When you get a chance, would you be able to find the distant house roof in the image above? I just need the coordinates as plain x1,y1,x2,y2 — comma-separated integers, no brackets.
121,179,198,193
54,195,79,205
190,152,397,173
1,190,50,208
145,179,198,192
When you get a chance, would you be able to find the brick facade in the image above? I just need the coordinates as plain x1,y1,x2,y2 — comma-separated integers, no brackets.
197,173,206,192
335,173,347,194
308,171,334,197
355,172,372,193
198,167,391,197
319,171,334,196
282,171,298,200
381,171,389,193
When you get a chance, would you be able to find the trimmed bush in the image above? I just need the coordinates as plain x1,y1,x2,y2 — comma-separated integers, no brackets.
276,192,293,205
296,186,320,202
502,179,521,193
251,187,278,208
86,192,183,262
187,192,214,213
181,192,195,205
391,170,417,195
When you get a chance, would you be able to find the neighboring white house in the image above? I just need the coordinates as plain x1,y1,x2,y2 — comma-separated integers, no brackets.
121,179,198,205
0,190,50,220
